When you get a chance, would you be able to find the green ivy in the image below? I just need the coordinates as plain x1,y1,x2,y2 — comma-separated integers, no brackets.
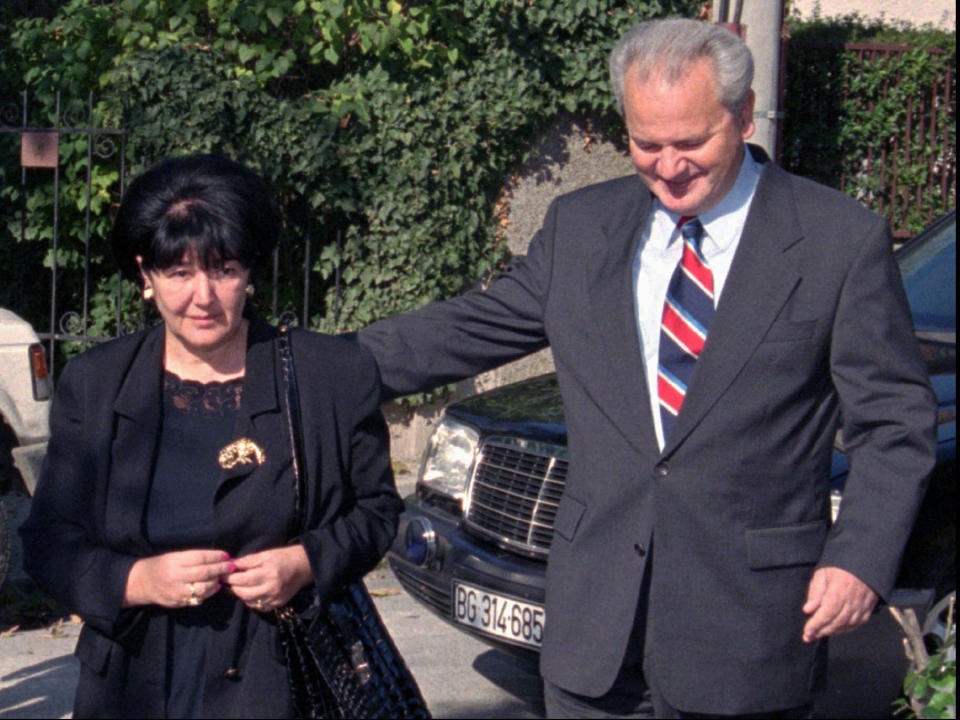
1,0,701,363
3,4,955,367
782,14,956,235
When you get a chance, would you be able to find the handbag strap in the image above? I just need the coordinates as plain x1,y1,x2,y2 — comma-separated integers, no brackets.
277,325,309,535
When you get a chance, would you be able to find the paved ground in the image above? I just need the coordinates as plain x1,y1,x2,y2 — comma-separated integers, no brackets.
0,617,80,718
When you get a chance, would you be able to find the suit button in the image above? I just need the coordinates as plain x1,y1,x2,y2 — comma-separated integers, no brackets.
654,462,670,477
634,542,646,557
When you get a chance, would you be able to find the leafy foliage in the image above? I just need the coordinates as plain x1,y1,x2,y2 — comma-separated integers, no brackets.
891,596,956,719
4,3,953,371
903,640,956,719
0,0,701,361
782,14,956,235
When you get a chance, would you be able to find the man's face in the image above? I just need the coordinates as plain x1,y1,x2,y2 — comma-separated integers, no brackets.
623,57,755,217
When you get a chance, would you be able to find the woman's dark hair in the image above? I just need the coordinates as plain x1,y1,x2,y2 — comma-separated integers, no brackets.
110,154,281,285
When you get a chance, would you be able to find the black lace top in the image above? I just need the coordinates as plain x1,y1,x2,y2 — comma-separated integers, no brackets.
146,372,244,549
145,371,244,717
164,371,244,416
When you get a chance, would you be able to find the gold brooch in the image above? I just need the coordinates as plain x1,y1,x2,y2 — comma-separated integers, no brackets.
218,438,266,470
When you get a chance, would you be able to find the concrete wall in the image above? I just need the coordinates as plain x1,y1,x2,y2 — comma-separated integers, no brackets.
790,0,955,29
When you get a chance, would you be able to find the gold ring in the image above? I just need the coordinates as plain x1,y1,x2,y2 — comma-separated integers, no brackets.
187,582,200,606
254,599,264,610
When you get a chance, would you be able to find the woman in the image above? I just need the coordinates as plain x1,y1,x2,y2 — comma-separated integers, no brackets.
20,154,403,718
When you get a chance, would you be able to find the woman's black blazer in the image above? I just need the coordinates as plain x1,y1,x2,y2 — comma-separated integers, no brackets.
20,319,402,718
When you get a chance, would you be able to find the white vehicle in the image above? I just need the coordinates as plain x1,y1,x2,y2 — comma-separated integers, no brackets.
0,307,52,587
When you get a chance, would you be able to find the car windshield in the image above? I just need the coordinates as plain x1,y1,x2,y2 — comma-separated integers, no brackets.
897,215,956,333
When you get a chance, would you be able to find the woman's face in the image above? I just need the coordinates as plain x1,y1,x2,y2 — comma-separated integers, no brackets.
140,251,250,359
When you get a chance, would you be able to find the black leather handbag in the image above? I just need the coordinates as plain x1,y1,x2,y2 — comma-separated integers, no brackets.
275,326,431,719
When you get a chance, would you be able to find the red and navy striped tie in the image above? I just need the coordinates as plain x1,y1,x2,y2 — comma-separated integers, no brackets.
658,216,713,441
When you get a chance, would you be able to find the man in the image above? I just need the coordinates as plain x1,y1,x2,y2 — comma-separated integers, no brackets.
358,18,936,718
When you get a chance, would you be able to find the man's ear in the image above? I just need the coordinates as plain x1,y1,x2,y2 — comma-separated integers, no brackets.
739,89,756,140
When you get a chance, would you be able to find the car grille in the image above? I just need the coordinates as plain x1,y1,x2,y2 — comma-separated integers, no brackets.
464,436,568,558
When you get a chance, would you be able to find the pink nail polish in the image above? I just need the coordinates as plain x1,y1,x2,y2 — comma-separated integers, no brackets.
222,552,232,560
227,561,237,573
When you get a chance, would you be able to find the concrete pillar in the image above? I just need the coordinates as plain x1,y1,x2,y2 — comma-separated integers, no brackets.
711,0,785,160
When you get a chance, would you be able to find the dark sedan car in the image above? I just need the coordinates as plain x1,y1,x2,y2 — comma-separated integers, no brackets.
387,210,956,662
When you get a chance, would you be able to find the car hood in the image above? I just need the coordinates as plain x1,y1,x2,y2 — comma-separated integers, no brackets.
445,363,956,448
445,373,567,445
444,367,955,485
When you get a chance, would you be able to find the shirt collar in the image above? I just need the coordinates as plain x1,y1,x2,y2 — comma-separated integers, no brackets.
651,146,763,254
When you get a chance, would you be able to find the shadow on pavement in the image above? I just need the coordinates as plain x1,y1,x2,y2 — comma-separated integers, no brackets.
468,649,544,719
0,654,76,718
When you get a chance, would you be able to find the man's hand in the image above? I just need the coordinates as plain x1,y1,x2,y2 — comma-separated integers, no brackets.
802,566,878,642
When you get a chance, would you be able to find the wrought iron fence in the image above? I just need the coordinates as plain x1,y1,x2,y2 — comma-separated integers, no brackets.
843,42,954,235
1,91,330,375
783,39,956,238
1,90,127,375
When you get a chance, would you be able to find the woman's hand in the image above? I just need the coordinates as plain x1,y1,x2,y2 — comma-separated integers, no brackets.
225,545,313,612
124,550,235,608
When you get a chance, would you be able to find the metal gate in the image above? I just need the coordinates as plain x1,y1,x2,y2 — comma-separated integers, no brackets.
2,90,326,376
1,90,128,375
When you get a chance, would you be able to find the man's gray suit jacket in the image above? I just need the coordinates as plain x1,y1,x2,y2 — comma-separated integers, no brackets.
358,146,937,714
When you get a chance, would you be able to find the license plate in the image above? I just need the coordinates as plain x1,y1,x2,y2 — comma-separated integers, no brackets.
452,582,545,649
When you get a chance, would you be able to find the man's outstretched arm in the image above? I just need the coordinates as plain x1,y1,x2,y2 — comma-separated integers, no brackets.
357,198,559,399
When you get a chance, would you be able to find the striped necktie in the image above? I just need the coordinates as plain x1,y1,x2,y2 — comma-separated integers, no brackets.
657,216,713,442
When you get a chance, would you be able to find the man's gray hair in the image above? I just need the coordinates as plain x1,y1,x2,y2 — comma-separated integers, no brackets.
609,18,754,116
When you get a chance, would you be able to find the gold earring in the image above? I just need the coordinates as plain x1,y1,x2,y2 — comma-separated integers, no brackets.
143,287,154,301
245,284,255,298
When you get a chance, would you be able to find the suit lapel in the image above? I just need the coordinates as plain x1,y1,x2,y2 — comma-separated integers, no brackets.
106,327,164,553
585,180,660,457
662,160,804,455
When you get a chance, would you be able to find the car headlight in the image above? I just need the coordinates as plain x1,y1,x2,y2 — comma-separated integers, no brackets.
419,416,479,502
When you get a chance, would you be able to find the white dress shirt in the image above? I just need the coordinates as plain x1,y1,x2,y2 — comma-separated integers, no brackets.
632,147,763,450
